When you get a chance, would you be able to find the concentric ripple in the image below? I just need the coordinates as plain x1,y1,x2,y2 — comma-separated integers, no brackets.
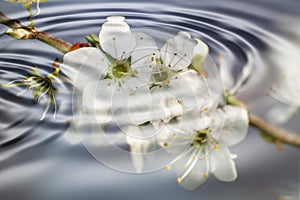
0,0,300,172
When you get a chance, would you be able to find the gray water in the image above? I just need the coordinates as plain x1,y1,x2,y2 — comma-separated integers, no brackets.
0,0,300,199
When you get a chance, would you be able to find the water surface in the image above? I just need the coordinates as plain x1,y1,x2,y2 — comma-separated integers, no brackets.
0,0,300,199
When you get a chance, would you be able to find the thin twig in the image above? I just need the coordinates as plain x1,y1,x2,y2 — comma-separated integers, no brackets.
0,11,23,29
0,11,72,54
249,113,300,148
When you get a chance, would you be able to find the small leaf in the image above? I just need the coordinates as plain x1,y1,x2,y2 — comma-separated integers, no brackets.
260,131,277,143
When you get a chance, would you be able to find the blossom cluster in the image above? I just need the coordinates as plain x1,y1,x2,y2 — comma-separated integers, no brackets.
61,16,249,190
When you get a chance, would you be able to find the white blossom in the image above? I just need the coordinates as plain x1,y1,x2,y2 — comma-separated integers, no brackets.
157,106,248,190
266,75,300,125
61,16,248,179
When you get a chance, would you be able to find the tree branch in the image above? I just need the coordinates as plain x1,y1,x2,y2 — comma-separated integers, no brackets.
248,113,300,148
0,11,23,29
0,11,72,54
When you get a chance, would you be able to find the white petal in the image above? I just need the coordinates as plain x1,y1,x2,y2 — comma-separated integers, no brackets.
131,32,159,81
190,38,209,74
61,47,109,90
205,61,226,107
100,32,136,59
160,31,197,70
217,106,249,147
174,149,210,190
210,144,238,182
168,70,210,111
99,16,133,59
82,79,116,124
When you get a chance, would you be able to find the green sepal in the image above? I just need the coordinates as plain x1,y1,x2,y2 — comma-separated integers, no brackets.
85,33,100,47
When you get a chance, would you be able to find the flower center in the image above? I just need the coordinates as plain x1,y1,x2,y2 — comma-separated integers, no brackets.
151,63,173,85
111,60,131,79
192,129,208,146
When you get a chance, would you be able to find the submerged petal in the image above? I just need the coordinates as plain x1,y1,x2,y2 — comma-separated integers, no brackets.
82,79,116,124
210,144,238,181
168,70,210,111
151,87,183,122
125,125,155,173
112,79,154,125
61,47,109,90
160,31,197,70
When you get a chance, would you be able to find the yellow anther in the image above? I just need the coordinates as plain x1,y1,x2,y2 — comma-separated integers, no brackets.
204,157,208,161
173,133,177,138
203,173,208,178
177,178,182,184
163,142,168,147
204,107,209,111
166,165,171,170
211,119,215,123
214,145,219,149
